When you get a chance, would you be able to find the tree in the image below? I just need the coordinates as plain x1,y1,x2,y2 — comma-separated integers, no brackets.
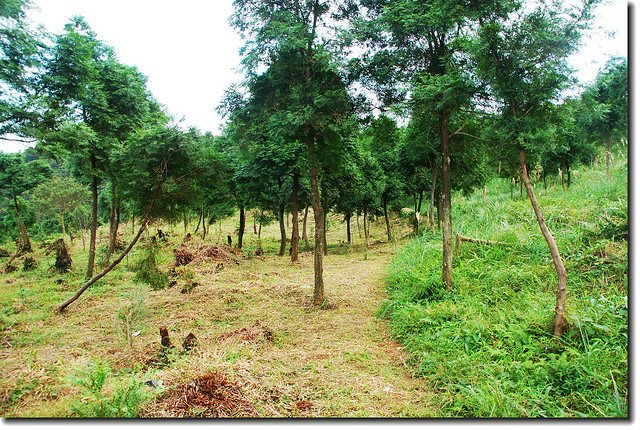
473,0,596,336
31,175,90,240
0,151,51,253
58,125,215,312
581,56,628,176
230,0,355,304
0,0,47,139
350,0,511,290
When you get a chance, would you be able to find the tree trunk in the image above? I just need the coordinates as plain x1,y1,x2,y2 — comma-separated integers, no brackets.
278,201,286,257
606,130,612,177
308,149,324,306
12,193,32,253
383,198,392,242
59,212,153,313
302,205,309,249
439,111,453,291
346,213,352,244
363,208,369,248
253,211,257,234
238,205,245,249
356,213,361,238
322,190,328,256
86,168,98,280
258,210,263,239
194,205,203,234
105,182,120,267
183,210,188,235
566,161,571,189
519,147,567,337
291,172,300,262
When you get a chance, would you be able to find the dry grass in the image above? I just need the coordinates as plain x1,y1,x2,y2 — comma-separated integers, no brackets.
0,210,436,417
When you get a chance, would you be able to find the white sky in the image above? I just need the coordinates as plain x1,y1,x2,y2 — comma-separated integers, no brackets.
0,0,631,153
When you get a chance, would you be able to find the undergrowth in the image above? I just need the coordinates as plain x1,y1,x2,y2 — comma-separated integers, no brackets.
383,160,628,417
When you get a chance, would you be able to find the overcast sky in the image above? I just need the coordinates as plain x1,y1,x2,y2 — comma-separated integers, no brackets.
0,0,630,153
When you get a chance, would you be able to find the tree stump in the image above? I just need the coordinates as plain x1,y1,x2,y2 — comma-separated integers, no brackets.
183,333,197,351
22,256,37,271
53,238,73,273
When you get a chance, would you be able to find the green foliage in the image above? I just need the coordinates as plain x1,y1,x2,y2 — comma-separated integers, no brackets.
383,161,627,417
132,241,168,290
70,359,150,418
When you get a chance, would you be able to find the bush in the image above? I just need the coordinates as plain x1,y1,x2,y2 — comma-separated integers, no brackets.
70,359,151,418
132,242,168,290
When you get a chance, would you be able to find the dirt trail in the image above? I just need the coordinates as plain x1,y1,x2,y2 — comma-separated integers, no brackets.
145,241,434,417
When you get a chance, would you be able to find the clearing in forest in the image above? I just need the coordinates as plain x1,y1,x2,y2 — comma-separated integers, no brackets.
0,214,434,417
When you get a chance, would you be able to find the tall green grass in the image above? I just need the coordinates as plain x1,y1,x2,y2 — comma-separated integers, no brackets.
383,160,628,417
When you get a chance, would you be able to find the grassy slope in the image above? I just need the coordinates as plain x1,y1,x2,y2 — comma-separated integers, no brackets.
384,158,628,417
0,206,435,417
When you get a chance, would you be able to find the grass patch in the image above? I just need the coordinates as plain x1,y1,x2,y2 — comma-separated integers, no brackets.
383,160,628,417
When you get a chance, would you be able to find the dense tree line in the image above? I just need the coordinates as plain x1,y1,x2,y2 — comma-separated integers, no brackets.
0,0,628,334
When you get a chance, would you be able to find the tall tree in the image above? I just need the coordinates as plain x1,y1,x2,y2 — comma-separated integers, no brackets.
350,0,510,290
0,151,51,253
230,0,354,304
581,56,628,176
59,125,215,311
474,0,596,336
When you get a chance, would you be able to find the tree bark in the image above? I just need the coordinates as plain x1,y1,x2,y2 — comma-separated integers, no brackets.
238,205,245,249
12,192,32,253
291,172,300,262
383,198,392,242
258,210,263,239
59,212,153,312
346,213,352,244
105,181,119,267
278,200,286,256
86,167,98,280
439,111,453,290
253,211,257,234
309,161,324,305
363,208,369,248
194,204,203,234
302,205,309,249
519,147,567,337
322,188,328,256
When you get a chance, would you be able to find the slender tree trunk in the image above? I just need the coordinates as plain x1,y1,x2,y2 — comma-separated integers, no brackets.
238,205,245,249
291,172,300,262
183,210,188,235
278,201,286,257
606,130,612,177
322,190,328,256
356,213,361,238
383,198,392,242
309,160,324,305
12,193,32,253
59,212,153,313
346,213,351,244
302,205,309,249
567,163,571,189
519,147,567,336
258,210,263,239
131,214,135,235
363,208,369,248
253,211,257,234
86,166,98,280
194,205,203,234
439,111,453,291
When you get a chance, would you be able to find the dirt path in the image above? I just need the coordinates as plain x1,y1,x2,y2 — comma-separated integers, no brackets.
144,241,434,417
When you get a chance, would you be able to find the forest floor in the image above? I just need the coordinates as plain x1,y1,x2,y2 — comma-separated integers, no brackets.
1,211,436,417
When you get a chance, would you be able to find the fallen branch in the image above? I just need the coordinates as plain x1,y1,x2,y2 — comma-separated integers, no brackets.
455,233,509,254
58,213,152,312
